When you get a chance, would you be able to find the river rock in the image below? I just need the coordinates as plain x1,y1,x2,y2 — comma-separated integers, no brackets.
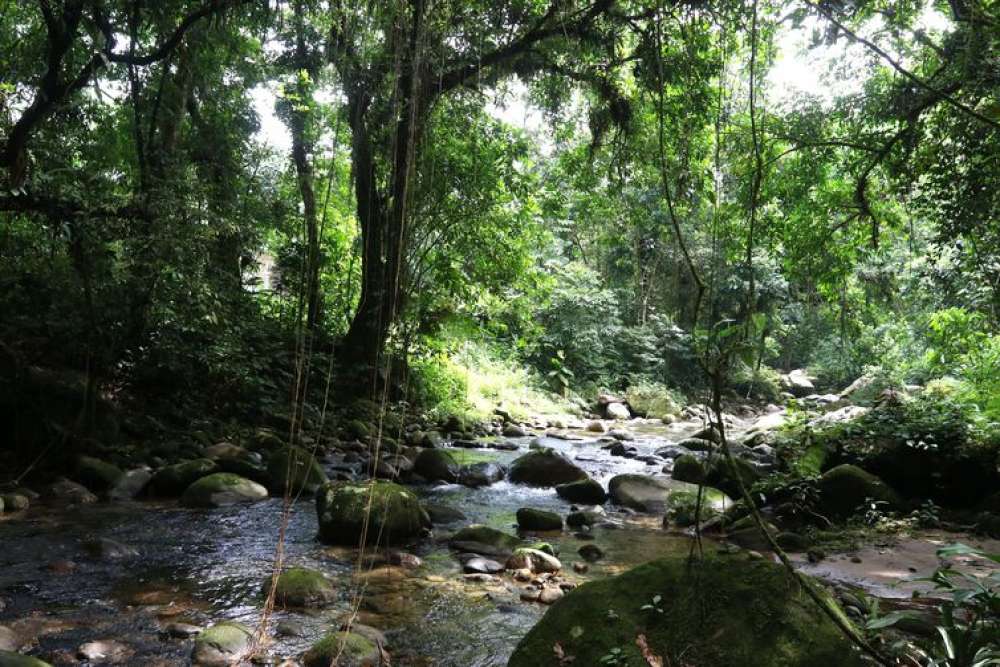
607,429,634,441
107,468,152,500
506,547,561,573
0,652,52,667
585,420,606,433
508,555,866,667
509,449,587,487
76,639,132,663
608,474,674,512
149,459,218,497
671,454,707,484
690,425,721,443
782,369,816,397
1,494,28,512
0,627,15,652
269,566,336,607
302,631,382,667
538,586,564,604
164,622,202,638
463,557,504,574
677,437,715,452
74,456,124,493
449,525,521,557
181,473,267,508
423,503,466,525
605,402,631,420
267,446,327,496
555,477,606,504
46,478,98,505
192,621,253,666
817,464,903,520
516,508,563,532
413,449,459,483
316,480,429,546
458,462,505,487
578,544,604,562
82,537,139,560
503,424,528,437
566,511,601,528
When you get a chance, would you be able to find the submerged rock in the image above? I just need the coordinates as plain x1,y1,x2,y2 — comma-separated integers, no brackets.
508,555,866,667
316,480,429,546
191,621,253,666
555,478,606,504
509,449,587,487
181,473,268,508
268,566,336,608
516,508,563,532
449,525,521,557
76,639,132,663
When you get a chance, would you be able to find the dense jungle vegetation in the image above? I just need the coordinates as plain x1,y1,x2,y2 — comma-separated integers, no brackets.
1,0,999,666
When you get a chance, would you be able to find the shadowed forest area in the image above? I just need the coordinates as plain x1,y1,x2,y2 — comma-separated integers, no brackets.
1,0,999,665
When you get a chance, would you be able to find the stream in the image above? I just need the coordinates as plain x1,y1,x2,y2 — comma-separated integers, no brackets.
2,414,997,666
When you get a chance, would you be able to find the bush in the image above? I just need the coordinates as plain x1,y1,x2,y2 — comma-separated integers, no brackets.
729,363,783,402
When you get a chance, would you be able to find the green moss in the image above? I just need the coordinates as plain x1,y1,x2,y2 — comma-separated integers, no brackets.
817,464,903,519
508,555,865,667
448,448,501,465
180,472,267,508
192,621,253,664
450,524,522,552
671,454,706,484
345,419,372,440
269,566,336,607
149,458,218,497
74,456,124,492
0,651,53,667
302,631,378,667
516,508,563,531
268,446,328,496
316,480,428,546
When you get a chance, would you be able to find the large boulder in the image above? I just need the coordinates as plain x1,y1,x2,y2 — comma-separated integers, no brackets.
508,555,866,667
555,478,606,504
108,468,152,500
46,478,97,505
705,456,762,499
516,508,563,532
149,459,218,497
302,631,383,667
608,474,673,512
457,461,505,488
74,456,123,493
181,473,268,508
413,449,459,483
605,402,631,420
671,454,707,485
782,369,816,397
817,464,903,520
1,493,29,512
509,449,587,487
191,621,253,666
268,566,336,608
316,481,429,546
267,446,327,496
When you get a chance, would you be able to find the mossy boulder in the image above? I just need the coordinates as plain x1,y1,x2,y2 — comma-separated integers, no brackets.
74,456,124,493
608,474,673,512
181,473,268,508
516,508,563,532
449,524,522,557
671,454,707,485
149,459,218,497
191,621,253,666
509,449,587,487
1,493,28,512
301,631,381,667
413,449,459,483
508,555,866,667
0,652,52,667
705,456,762,499
555,478,606,504
817,464,903,520
268,446,328,496
316,480,429,546
345,419,372,440
268,566,336,607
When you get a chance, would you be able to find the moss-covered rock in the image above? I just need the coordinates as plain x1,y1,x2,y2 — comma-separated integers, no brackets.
817,464,903,520
301,631,381,667
1,493,28,512
268,566,336,607
705,456,762,499
555,478,606,504
345,419,372,440
608,474,673,512
74,456,124,493
449,524,522,556
0,652,52,667
316,480,429,546
508,555,865,667
149,459,218,497
509,449,587,487
413,449,459,483
267,446,328,496
191,621,253,666
516,508,563,532
671,454,707,485
181,473,268,508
